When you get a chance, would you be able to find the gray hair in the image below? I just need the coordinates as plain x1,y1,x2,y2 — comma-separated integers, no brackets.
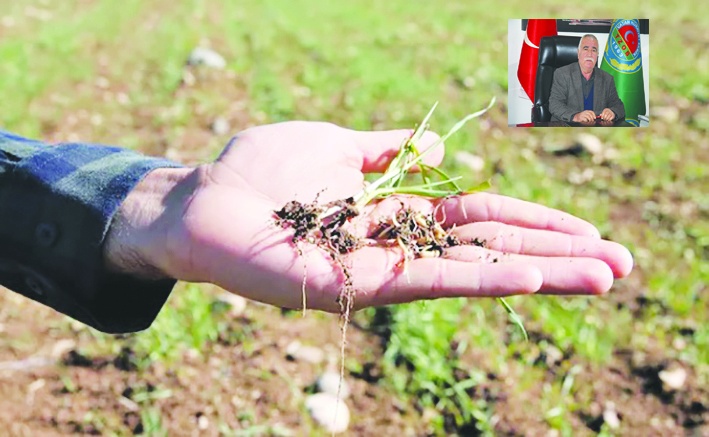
578,34,599,51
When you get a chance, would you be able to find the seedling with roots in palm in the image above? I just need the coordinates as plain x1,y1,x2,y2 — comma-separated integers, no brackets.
274,96,527,339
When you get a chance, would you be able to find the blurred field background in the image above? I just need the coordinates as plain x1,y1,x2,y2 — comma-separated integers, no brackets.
0,0,707,436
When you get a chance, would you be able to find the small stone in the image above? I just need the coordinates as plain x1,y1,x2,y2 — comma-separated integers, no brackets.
568,168,594,185
575,133,603,157
454,151,485,172
216,292,246,316
197,414,209,430
285,341,325,365
231,395,245,409
184,348,201,361
181,70,196,87
305,393,350,434
672,337,687,350
27,378,46,393
210,117,230,136
25,378,46,405
316,371,350,399
653,106,680,123
118,396,140,412
544,344,563,366
601,147,619,163
95,76,110,89
659,365,687,390
187,47,226,69
51,339,77,358
116,92,130,105
603,401,621,429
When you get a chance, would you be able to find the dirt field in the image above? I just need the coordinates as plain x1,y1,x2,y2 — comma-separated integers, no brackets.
1,1,707,436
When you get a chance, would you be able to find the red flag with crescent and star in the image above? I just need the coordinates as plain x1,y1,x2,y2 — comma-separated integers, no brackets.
517,19,558,101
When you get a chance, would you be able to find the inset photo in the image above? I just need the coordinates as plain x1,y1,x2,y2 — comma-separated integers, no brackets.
508,19,650,127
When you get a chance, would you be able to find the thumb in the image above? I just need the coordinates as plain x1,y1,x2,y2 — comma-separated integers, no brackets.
348,129,444,173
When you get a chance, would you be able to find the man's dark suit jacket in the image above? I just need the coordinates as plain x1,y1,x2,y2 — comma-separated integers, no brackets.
549,63,625,122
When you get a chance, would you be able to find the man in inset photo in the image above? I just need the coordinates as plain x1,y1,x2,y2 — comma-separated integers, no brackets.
549,33,625,123
508,19,649,127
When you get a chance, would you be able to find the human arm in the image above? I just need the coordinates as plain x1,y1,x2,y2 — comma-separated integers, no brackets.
601,75,625,121
0,130,182,333
1,123,633,331
548,67,583,122
106,122,633,312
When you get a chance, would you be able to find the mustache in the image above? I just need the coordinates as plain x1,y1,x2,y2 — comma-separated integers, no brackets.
584,57,595,62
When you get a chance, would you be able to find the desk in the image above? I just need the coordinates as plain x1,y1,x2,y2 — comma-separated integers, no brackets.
515,119,635,127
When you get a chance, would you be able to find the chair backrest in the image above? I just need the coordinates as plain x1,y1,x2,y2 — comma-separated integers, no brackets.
532,36,581,122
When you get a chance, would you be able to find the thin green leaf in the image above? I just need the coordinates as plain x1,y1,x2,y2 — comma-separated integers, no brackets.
403,97,496,174
497,297,528,341
374,187,458,198
464,179,492,193
423,165,464,192
410,101,439,145
351,98,495,212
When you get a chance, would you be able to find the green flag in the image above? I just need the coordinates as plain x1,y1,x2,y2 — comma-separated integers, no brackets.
601,19,647,126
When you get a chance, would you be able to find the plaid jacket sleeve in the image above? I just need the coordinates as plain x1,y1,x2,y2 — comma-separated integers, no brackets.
0,130,184,333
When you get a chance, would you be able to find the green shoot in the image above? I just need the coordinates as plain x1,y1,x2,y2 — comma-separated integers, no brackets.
351,96,496,211
497,296,528,341
320,97,527,340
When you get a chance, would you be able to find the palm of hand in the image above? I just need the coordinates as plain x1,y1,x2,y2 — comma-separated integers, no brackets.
171,122,632,312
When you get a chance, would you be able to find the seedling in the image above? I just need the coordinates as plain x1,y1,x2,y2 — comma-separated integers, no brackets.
273,98,526,431
274,96,526,338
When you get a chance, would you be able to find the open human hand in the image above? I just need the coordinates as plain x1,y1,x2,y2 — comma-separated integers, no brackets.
106,121,633,312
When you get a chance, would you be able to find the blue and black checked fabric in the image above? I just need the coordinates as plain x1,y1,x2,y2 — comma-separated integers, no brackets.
0,130,183,333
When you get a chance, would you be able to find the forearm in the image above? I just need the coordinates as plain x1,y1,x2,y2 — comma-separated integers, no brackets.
0,130,184,333
606,78,625,120
104,167,194,279
548,78,577,122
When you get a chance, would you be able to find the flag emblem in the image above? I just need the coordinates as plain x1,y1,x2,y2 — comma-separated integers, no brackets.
605,19,641,74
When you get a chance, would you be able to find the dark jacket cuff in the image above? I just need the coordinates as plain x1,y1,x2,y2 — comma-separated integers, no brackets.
0,138,183,333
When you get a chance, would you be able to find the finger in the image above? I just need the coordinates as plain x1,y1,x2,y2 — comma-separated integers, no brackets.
435,193,601,238
450,222,633,277
443,245,615,295
348,129,444,173
347,247,543,308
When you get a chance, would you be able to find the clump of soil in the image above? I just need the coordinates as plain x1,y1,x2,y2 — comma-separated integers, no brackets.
275,197,360,255
274,197,464,316
371,206,461,260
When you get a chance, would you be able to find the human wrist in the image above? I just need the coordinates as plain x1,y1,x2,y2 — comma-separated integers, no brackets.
104,167,194,280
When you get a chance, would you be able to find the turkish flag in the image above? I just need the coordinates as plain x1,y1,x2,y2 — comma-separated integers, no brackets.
517,19,558,101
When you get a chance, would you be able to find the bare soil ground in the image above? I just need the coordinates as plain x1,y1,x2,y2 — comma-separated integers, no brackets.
1,278,707,436
1,11,707,433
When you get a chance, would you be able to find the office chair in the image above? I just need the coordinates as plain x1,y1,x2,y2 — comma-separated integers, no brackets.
532,35,581,122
